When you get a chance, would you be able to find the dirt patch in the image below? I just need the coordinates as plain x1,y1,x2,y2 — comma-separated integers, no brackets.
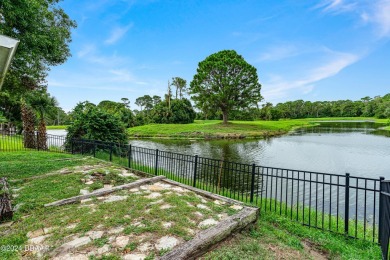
265,243,305,259
302,240,329,260
201,231,330,260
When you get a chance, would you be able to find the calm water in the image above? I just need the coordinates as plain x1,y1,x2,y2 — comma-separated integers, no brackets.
125,121,390,179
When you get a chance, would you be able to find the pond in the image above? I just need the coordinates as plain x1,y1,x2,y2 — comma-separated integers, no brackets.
126,121,390,179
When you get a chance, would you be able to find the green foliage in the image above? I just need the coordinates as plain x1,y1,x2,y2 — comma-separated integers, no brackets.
190,50,262,124
151,98,196,124
262,93,390,120
170,99,196,123
0,0,76,127
135,95,153,111
97,100,134,127
171,77,187,99
152,95,162,106
0,112,6,123
25,90,57,119
65,101,127,147
46,107,70,126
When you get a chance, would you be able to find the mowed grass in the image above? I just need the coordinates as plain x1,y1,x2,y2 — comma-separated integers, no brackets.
203,211,381,260
127,119,312,139
46,125,68,129
127,117,389,139
0,152,94,180
0,135,24,151
0,152,99,258
0,152,104,216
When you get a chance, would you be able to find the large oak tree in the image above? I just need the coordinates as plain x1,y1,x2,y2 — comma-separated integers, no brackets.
190,50,262,124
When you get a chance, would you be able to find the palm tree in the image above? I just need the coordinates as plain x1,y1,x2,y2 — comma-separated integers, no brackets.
26,91,58,150
20,100,36,148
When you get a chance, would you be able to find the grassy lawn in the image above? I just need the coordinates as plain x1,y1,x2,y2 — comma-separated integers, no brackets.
0,151,382,259
127,119,312,139
203,212,381,259
127,117,389,139
0,135,24,151
46,125,68,129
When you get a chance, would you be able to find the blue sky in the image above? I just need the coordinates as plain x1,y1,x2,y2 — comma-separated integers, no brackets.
47,0,390,111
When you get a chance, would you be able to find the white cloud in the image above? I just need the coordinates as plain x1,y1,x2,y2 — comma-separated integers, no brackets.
256,45,302,62
104,23,133,45
315,0,357,14
315,0,390,38
262,50,359,101
366,0,390,38
77,44,95,58
77,45,127,66
302,85,314,94
108,69,147,85
109,69,135,82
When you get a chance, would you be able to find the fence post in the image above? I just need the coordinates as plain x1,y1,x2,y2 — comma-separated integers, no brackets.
379,176,385,244
344,173,350,236
155,149,159,176
250,163,256,203
93,140,96,157
109,143,113,162
81,139,84,155
128,145,132,168
193,155,198,187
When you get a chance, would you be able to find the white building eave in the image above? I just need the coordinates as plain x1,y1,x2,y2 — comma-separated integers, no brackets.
0,35,19,90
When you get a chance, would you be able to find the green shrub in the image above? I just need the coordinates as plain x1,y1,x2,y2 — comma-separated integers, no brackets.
65,102,127,149
151,98,196,124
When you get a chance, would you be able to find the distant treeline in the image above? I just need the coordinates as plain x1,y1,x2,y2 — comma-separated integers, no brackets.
58,93,390,130
196,93,390,121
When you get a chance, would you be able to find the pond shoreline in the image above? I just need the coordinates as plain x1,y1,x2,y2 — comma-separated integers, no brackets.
46,118,389,140
127,118,388,140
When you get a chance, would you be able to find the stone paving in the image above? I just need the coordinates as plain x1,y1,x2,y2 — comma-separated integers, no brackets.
18,166,246,259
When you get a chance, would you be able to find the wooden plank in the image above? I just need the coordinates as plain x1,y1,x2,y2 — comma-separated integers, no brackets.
45,175,166,207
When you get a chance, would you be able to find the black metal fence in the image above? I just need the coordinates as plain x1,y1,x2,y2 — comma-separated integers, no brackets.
0,131,66,153
380,181,390,259
1,131,390,258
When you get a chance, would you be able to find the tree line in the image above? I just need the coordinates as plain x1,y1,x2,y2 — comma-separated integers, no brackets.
257,94,390,120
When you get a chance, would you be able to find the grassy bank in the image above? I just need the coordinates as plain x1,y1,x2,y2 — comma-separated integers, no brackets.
46,125,68,129
127,117,388,139
127,119,312,139
0,151,381,259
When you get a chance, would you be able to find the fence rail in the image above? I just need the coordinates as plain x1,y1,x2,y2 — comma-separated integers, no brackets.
1,131,389,259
